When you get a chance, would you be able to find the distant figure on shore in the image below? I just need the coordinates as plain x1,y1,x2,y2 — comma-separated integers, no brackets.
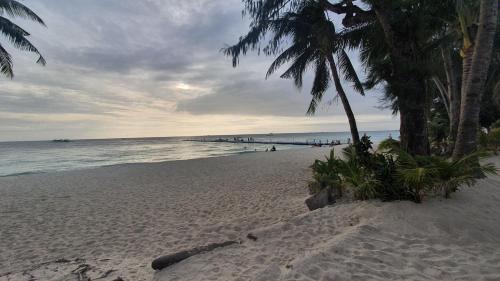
347,138,351,144
388,133,393,140
271,146,276,152
265,148,269,152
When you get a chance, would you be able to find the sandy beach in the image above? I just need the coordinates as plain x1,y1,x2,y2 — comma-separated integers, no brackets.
0,147,331,281
155,156,500,281
1,148,500,281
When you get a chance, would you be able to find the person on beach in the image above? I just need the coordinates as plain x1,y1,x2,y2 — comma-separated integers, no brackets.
271,146,276,152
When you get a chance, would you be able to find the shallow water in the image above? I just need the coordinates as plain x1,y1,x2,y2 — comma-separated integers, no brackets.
0,130,398,176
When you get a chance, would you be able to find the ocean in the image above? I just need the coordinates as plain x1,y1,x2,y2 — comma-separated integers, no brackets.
0,130,398,177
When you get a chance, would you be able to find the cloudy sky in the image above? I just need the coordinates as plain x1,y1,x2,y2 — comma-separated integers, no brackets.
0,0,398,141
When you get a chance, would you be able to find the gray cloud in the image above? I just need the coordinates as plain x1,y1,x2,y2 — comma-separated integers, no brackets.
177,78,309,117
176,71,388,117
0,0,397,141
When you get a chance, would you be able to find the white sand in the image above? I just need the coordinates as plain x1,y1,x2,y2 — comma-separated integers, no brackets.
155,156,500,281
2,148,500,281
0,147,331,281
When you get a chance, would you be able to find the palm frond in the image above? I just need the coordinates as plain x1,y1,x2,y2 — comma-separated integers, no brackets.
0,0,45,25
266,42,305,79
0,43,13,77
307,57,330,115
222,21,270,67
337,49,365,95
279,48,315,89
0,16,45,66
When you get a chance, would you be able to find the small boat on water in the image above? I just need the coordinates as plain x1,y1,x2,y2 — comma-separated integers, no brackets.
52,139,71,143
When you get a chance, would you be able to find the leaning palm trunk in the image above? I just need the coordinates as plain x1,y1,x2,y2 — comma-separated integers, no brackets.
453,0,498,159
327,54,360,146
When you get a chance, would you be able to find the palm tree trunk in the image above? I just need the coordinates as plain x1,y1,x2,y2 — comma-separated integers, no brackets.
453,0,498,159
326,54,360,146
398,86,430,156
373,4,430,155
441,48,461,151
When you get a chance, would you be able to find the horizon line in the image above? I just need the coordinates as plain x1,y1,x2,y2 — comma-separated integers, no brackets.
0,129,400,143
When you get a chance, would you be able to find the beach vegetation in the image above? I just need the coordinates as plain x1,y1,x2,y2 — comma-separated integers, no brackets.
478,128,500,154
489,128,500,154
0,0,45,78
309,136,497,203
429,152,497,198
377,138,400,152
309,149,342,196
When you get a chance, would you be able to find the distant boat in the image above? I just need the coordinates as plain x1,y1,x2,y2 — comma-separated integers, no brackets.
52,139,71,143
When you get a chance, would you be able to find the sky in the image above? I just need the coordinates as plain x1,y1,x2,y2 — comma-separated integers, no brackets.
0,0,399,141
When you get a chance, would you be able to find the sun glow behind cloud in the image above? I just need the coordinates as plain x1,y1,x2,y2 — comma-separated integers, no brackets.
0,0,399,141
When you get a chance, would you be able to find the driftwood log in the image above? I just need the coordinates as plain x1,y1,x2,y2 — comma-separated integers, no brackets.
151,241,238,270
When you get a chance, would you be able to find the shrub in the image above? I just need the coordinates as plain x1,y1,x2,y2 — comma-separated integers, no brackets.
479,130,490,150
394,150,438,203
353,134,374,168
309,146,498,203
336,153,380,200
309,149,342,196
377,138,400,151
371,153,411,201
489,128,500,154
428,152,497,198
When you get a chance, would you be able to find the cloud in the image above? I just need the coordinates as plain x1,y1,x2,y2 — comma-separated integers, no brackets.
176,71,391,118
0,0,398,141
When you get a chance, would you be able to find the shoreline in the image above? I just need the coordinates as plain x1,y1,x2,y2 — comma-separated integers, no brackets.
0,130,397,178
0,147,332,280
0,146,309,178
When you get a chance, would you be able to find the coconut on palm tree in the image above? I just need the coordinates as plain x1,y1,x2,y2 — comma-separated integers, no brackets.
0,0,46,78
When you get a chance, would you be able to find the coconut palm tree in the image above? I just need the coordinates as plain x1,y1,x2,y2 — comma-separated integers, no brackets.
266,1,364,145
263,1,364,145
0,0,46,78
453,0,498,159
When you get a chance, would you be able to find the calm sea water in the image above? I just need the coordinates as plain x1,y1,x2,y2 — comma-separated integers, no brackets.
0,131,398,177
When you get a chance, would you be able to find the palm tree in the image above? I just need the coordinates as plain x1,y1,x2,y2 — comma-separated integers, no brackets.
0,0,46,78
339,0,456,156
264,1,364,145
226,0,466,156
453,0,498,159
266,1,364,145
